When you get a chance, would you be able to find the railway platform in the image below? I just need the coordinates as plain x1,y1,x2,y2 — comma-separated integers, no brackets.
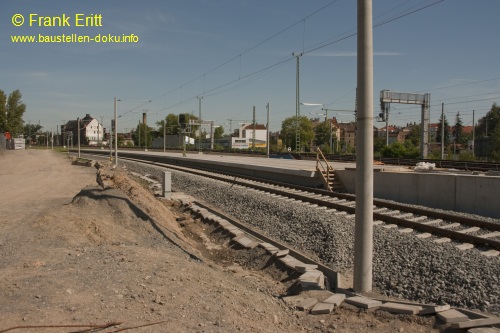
82,149,500,219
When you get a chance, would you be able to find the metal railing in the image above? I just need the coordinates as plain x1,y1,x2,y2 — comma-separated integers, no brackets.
316,148,333,191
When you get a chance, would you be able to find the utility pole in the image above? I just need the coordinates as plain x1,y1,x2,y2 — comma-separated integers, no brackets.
266,103,270,157
143,111,148,151
77,118,81,158
441,103,445,159
252,106,256,150
197,96,203,153
353,0,374,293
163,119,166,153
109,119,113,159
293,52,303,152
472,110,475,160
114,97,118,167
210,121,214,150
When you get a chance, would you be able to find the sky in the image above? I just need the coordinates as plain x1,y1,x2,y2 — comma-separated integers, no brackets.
1,0,500,135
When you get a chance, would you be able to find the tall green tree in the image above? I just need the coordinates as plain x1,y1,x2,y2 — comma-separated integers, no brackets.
133,123,154,148
214,126,224,139
0,89,26,136
436,113,450,146
0,90,6,132
313,120,335,149
279,116,314,152
406,124,421,147
453,112,465,144
476,103,500,138
490,125,500,161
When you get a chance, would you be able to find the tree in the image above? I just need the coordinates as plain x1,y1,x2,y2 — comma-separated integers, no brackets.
453,112,465,144
490,125,500,161
0,90,6,132
406,124,421,147
279,116,314,152
156,113,179,136
133,123,154,148
380,141,419,158
23,123,42,143
313,120,335,149
214,126,224,139
0,89,26,136
436,113,450,146
476,103,500,138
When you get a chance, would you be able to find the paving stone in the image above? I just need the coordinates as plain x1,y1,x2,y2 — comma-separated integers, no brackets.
456,243,475,251
235,236,259,249
344,296,382,309
296,298,318,311
451,317,500,329
294,263,318,272
323,293,346,306
259,242,280,253
278,255,303,269
418,304,451,315
468,327,500,333
310,302,334,315
437,309,470,323
378,302,423,314
299,270,325,289
273,249,289,257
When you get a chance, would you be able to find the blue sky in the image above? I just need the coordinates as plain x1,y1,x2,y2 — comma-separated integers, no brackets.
1,0,499,134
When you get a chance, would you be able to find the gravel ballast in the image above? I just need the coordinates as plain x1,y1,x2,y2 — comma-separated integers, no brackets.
123,161,500,315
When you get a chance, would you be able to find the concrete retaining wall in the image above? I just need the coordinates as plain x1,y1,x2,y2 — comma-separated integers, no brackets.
336,169,500,219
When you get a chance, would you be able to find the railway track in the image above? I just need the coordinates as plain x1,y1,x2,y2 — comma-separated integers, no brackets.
104,153,500,254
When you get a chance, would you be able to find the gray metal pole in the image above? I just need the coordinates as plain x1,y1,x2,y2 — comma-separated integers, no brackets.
163,120,166,153
77,118,81,158
210,121,214,150
441,103,445,159
385,109,389,146
472,110,475,159
353,0,374,293
198,96,202,153
266,103,270,157
114,97,118,166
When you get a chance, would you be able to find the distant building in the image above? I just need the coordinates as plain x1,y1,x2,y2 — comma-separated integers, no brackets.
231,123,268,149
338,122,356,150
63,114,105,146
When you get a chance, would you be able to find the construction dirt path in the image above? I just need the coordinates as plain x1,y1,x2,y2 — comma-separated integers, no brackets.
0,149,439,332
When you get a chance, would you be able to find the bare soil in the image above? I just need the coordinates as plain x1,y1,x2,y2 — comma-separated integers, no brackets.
0,150,439,332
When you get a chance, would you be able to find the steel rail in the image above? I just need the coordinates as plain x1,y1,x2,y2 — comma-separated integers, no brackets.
83,151,500,251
